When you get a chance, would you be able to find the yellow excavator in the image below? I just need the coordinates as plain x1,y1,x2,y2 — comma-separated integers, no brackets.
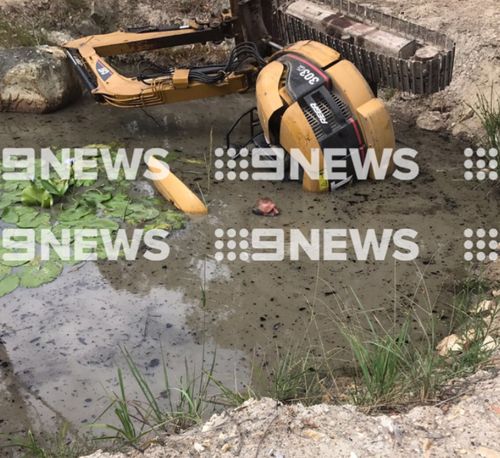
64,0,454,214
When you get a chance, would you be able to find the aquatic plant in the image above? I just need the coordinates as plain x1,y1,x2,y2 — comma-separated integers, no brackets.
0,146,185,298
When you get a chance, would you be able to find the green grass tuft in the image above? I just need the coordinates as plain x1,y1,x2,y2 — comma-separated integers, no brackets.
470,87,500,151
2,424,96,458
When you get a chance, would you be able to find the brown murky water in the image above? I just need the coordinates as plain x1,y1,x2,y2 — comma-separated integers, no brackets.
0,94,498,442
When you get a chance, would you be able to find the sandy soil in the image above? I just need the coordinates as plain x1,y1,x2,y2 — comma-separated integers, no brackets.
368,0,500,141
84,364,500,458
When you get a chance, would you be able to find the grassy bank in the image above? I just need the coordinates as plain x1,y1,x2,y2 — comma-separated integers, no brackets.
5,275,498,457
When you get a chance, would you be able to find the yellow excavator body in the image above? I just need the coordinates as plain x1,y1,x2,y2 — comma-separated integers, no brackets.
256,40,395,191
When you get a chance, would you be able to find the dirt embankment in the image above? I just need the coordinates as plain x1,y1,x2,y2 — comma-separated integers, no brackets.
85,366,500,458
369,0,500,141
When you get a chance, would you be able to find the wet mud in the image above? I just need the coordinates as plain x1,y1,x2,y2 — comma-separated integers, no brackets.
0,94,498,440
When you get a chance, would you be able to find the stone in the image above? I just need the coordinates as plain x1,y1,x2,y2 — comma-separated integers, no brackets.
482,335,497,351
474,300,496,314
416,110,446,132
0,46,81,113
90,0,116,29
46,30,74,46
78,18,101,36
436,334,463,356
193,442,205,452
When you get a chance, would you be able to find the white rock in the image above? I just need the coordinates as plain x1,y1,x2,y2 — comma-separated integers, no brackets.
193,442,205,452
473,300,496,314
416,111,446,132
0,46,81,113
436,334,463,356
46,30,74,46
482,335,497,351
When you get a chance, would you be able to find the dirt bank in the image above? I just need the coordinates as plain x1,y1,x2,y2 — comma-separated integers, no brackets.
84,362,500,458
369,0,500,141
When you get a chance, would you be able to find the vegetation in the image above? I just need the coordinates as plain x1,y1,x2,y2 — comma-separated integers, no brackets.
470,87,500,151
92,347,217,446
335,276,497,410
0,18,47,48
0,146,185,298
90,275,497,447
3,424,96,458
6,275,497,454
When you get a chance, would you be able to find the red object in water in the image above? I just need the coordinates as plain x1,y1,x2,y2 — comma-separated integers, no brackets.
253,197,280,216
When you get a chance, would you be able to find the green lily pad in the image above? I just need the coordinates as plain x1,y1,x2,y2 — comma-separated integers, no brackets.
17,211,50,229
59,205,92,223
50,224,77,242
0,264,11,280
78,216,120,231
0,275,19,297
104,194,130,219
0,193,21,210
0,244,30,267
4,181,24,192
19,261,63,288
144,210,185,232
1,207,19,224
13,206,38,217
13,207,39,226
125,204,160,225
82,190,112,206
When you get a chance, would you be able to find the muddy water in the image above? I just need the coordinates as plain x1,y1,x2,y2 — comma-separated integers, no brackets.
0,94,498,439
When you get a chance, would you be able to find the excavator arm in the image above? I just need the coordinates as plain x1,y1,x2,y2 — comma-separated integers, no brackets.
64,11,258,107
64,0,455,108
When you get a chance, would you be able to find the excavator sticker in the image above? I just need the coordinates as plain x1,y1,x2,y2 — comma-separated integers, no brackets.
96,61,113,81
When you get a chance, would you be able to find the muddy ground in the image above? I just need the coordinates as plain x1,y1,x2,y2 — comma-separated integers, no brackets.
0,94,498,454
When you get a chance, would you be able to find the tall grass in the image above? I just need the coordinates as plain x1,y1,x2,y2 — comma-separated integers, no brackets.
470,87,500,150
3,424,96,458
93,346,217,446
93,284,219,446
341,319,412,406
337,276,497,410
208,273,497,413
253,346,324,404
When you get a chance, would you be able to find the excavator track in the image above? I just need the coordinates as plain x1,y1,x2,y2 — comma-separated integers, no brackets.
273,0,455,94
